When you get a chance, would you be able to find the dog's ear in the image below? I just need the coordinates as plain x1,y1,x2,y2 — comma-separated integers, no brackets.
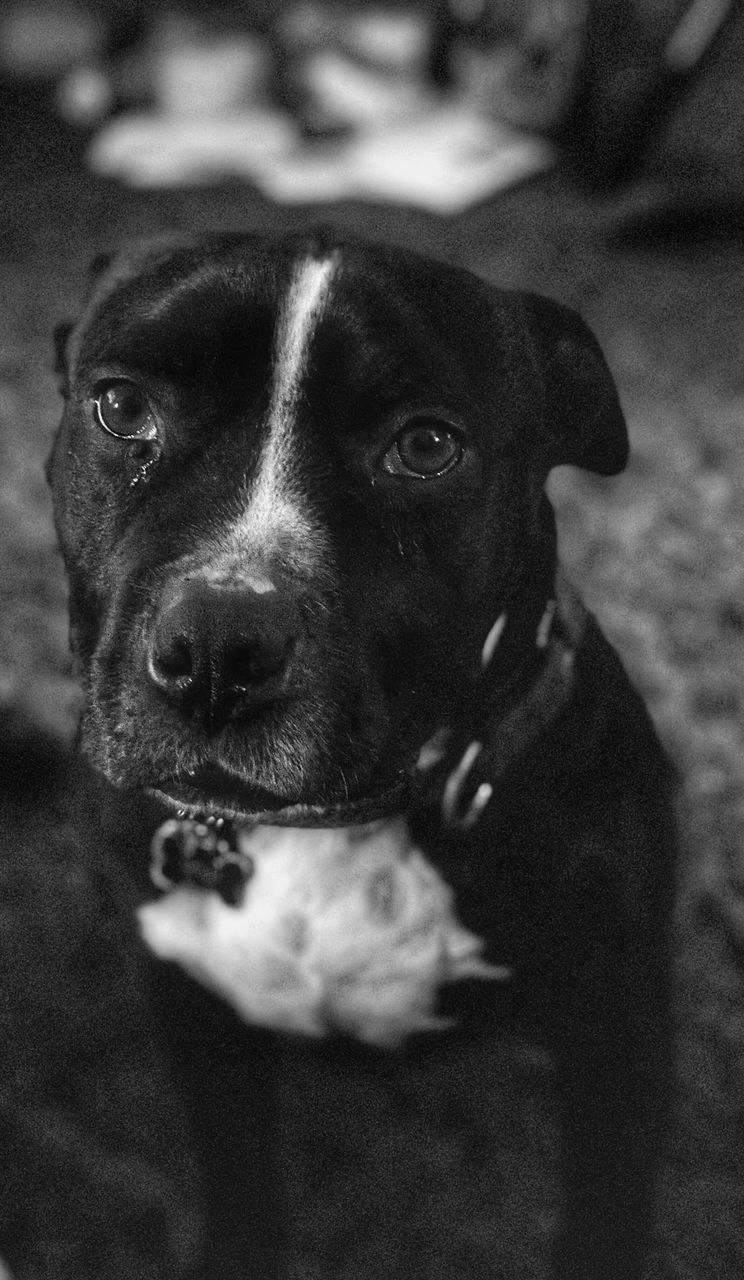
522,293,628,476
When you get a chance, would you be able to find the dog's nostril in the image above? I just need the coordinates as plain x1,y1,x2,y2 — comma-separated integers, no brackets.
154,636,193,680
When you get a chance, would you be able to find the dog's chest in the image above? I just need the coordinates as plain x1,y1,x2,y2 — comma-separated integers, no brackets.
137,818,506,1049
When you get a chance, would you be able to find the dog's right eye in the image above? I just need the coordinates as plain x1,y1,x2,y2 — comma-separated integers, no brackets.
93,381,158,441
382,418,463,479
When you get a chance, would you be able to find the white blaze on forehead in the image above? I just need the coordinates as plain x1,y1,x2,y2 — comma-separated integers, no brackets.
270,253,338,437
235,252,339,550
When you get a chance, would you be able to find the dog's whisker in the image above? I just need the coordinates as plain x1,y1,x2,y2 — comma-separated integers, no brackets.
337,766,351,804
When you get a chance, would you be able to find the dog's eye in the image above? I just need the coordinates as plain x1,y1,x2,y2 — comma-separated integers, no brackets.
384,419,463,478
93,381,158,440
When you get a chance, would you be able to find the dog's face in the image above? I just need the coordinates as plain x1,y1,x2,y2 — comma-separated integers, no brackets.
49,231,626,820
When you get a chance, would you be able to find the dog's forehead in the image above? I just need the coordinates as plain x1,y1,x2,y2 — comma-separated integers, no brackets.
64,236,534,581
74,241,295,378
73,235,512,386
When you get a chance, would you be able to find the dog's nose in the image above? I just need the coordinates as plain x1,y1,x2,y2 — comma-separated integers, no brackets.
147,577,299,728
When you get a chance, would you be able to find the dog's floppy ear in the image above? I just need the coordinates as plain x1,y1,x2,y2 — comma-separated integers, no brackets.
522,293,628,476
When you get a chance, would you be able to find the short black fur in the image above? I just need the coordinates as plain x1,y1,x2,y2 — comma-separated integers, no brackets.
47,230,675,1280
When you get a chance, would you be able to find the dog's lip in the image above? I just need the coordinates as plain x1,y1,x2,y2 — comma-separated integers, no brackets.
150,766,411,828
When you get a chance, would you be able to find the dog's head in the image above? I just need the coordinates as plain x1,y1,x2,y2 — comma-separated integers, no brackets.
48,230,627,822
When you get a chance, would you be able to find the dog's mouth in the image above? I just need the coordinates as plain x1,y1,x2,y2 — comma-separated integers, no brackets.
151,762,413,828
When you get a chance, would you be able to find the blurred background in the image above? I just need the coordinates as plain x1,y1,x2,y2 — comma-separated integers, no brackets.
1,1,744,1277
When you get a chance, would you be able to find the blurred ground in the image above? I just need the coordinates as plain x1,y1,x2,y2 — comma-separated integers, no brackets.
1,38,744,1279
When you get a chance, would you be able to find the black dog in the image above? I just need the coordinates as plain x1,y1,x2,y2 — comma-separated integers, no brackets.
48,230,675,1279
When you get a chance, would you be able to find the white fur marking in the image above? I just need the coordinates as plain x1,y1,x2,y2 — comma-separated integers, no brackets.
270,255,338,437
244,574,276,595
200,566,276,594
138,820,508,1048
239,254,338,547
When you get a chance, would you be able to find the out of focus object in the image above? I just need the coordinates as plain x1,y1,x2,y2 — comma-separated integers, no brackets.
57,10,271,128
275,2,434,133
154,31,269,118
561,0,738,188
257,104,554,213
429,0,589,135
88,109,297,188
664,0,734,71
88,99,553,213
86,2,556,211
0,0,102,80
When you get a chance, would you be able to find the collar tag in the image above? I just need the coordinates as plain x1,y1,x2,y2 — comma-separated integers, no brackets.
150,816,254,907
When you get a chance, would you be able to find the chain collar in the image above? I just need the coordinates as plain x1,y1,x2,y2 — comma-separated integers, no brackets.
425,570,587,830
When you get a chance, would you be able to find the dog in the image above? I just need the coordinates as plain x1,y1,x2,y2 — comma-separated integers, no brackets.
48,228,676,1279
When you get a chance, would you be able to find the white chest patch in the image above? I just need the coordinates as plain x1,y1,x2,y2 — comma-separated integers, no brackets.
137,819,508,1049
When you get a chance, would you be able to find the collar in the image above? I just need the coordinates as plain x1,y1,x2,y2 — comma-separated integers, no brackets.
148,573,586,901
421,569,587,830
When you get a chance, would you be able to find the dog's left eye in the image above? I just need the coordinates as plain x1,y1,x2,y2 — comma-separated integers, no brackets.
383,419,463,478
93,381,158,440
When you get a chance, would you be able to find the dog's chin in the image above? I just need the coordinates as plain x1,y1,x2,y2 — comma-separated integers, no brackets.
150,763,412,829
